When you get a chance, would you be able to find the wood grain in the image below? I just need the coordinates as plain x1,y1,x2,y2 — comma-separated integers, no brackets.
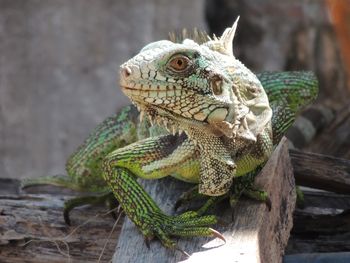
291,149,350,194
0,184,121,263
2,141,350,261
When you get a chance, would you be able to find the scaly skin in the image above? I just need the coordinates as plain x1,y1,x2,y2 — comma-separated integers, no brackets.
22,19,318,253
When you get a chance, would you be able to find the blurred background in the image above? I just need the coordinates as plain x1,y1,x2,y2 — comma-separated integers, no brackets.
0,0,349,181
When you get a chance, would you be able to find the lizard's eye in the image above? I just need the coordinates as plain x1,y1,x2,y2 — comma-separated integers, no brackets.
167,55,190,72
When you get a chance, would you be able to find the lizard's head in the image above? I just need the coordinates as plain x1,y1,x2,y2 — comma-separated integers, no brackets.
120,17,271,142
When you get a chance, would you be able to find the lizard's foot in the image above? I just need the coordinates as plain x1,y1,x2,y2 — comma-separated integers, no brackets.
196,195,228,216
227,187,270,222
243,188,271,211
139,210,225,254
175,187,228,217
227,167,271,211
103,162,225,253
64,191,117,225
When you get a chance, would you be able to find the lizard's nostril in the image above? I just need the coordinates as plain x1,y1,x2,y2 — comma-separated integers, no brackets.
121,66,132,78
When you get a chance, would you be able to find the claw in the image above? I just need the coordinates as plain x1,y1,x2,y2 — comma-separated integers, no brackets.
209,228,226,243
175,246,190,258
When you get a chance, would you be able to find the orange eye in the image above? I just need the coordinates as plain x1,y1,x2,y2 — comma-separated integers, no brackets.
168,56,190,71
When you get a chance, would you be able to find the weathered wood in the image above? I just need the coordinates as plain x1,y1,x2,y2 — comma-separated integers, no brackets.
2,141,350,261
287,209,350,254
291,149,350,194
287,189,350,254
301,190,350,210
0,182,121,263
114,137,296,263
2,181,349,261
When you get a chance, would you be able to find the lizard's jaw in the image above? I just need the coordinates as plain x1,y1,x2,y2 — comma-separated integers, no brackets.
121,85,210,138
119,65,219,139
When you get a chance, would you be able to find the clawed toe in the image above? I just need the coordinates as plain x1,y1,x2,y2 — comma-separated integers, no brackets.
209,228,226,243
175,246,190,258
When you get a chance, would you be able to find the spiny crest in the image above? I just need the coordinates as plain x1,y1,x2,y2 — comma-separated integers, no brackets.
168,16,240,57
168,28,212,45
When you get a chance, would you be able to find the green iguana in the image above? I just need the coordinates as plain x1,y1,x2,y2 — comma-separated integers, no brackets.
23,18,318,253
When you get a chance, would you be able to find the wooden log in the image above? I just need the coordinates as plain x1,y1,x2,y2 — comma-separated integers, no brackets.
114,137,296,263
2,140,350,261
291,149,350,194
1,183,348,261
0,183,121,263
286,189,350,254
301,190,350,210
287,209,350,254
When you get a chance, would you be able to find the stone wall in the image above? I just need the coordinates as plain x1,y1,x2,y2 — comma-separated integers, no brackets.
0,0,205,179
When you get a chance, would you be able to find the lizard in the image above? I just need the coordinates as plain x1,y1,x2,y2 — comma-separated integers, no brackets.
22,18,318,253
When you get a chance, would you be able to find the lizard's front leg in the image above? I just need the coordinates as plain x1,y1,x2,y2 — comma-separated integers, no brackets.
102,134,223,251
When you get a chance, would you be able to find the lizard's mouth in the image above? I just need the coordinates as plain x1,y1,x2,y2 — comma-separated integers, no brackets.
121,85,209,137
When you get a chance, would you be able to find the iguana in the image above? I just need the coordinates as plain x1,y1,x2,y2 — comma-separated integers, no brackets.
23,18,318,253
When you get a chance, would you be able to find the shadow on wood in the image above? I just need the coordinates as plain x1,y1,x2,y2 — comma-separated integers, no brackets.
114,137,296,263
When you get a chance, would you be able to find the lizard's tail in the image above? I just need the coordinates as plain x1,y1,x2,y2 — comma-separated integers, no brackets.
21,174,80,190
